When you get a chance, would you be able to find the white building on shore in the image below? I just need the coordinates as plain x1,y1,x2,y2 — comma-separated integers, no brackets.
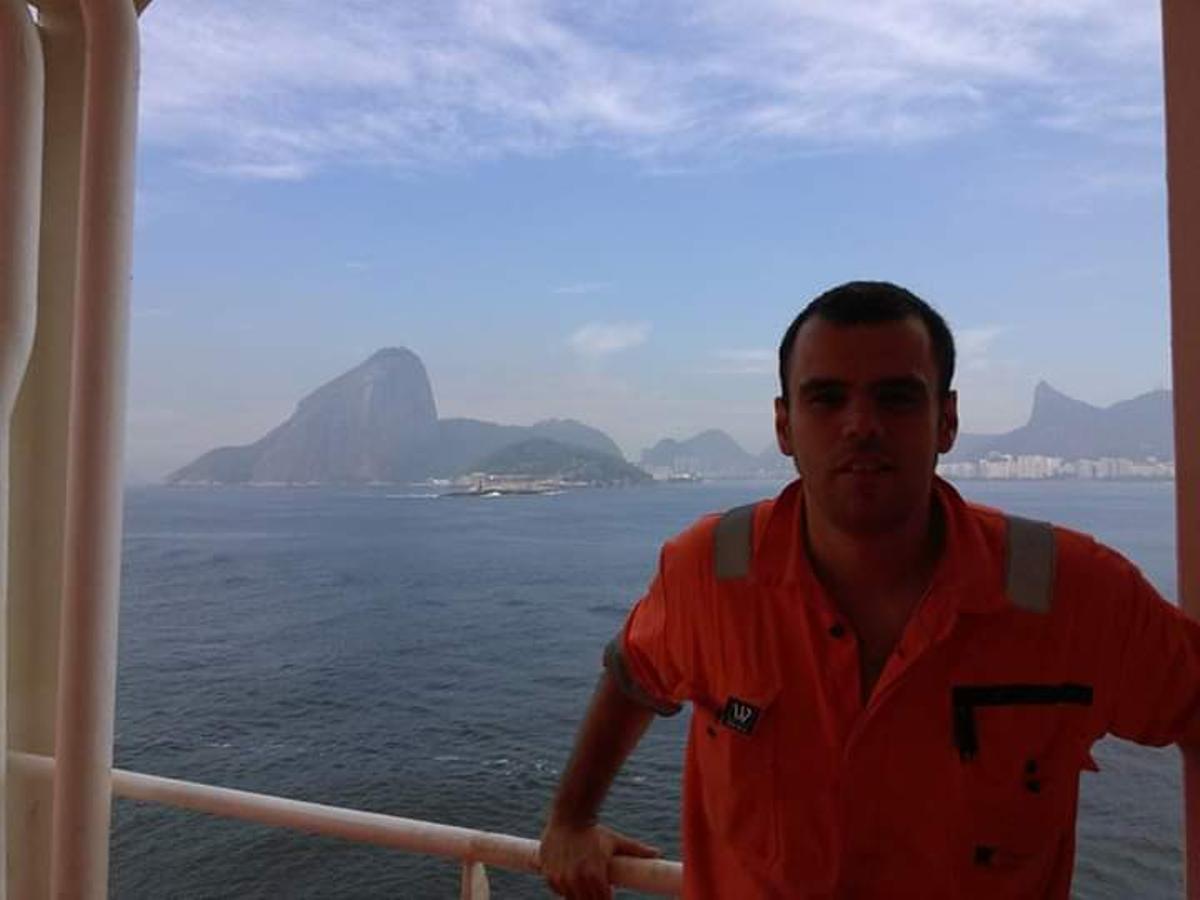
937,454,1175,481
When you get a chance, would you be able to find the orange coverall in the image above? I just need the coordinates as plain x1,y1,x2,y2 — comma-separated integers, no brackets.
607,478,1200,898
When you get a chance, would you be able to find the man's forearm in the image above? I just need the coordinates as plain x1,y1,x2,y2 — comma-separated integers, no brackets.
548,669,656,826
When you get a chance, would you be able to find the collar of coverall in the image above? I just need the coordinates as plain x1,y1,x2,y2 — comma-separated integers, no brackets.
750,475,1011,616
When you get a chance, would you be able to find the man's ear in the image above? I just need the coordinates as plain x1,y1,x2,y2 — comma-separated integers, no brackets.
937,390,959,454
774,396,793,456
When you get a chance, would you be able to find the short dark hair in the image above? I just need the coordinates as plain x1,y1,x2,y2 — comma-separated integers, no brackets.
778,281,956,401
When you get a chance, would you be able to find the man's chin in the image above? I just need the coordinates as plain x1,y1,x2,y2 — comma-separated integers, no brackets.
829,501,912,537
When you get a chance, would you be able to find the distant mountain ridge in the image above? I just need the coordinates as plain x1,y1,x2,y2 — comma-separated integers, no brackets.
173,348,439,485
948,381,1174,461
641,429,761,475
474,438,650,486
168,349,633,485
641,429,788,478
636,382,1174,480
432,418,622,478
171,359,1172,486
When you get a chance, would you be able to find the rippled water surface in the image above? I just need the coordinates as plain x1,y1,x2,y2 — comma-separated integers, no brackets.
111,479,1181,898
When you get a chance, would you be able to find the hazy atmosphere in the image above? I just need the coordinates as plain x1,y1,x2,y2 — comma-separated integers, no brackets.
127,0,1171,482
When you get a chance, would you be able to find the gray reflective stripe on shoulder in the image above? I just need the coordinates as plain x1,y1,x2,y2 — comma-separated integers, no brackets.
603,637,682,717
713,503,757,580
1004,514,1056,614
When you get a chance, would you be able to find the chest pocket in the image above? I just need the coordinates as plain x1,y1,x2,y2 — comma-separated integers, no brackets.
696,682,783,871
952,684,1097,881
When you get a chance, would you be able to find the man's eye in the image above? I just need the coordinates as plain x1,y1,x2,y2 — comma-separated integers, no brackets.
879,390,920,408
808,392,842,407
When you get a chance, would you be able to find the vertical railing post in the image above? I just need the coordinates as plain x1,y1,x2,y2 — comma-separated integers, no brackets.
8,2,89,897
48,0,140,896
1162,1,1200,897
459,861,491,900
0,4,45,900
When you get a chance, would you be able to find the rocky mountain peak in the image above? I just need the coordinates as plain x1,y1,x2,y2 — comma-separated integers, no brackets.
167,348,630,485
945,382,1173,462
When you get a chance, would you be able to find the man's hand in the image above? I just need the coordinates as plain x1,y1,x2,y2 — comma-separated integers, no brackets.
538,819,661,899
540,671,659,896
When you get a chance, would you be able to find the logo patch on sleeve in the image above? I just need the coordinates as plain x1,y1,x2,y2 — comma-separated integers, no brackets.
719,696,762,735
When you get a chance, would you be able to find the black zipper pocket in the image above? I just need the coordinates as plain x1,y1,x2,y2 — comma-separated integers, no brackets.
952,684,1093,761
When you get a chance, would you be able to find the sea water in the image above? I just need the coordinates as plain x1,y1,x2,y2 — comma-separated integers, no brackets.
110,480,1181,898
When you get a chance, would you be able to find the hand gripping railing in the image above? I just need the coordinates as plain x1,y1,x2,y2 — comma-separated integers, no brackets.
10,752,684,898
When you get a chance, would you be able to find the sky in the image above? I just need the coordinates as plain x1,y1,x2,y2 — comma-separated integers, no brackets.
126,0,1173,482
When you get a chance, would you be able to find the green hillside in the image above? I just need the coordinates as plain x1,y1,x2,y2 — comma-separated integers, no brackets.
470,438,651,486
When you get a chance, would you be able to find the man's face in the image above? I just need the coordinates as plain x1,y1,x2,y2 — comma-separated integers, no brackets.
774,316,958,536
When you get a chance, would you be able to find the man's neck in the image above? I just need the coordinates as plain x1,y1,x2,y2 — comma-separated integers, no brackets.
802,493,945,611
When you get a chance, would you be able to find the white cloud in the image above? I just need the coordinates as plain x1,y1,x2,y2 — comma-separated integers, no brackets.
199,160,313,181
138,0,1163,178
710,348,776,375
553,281,609,295
957,325,1008,372
1066,165,1164,201
950,324,1036,431
567,321,651,358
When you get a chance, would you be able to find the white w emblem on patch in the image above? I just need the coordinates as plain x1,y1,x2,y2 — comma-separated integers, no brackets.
719,696,762,735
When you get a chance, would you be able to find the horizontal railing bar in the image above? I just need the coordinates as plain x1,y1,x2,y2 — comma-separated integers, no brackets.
10,752,682,896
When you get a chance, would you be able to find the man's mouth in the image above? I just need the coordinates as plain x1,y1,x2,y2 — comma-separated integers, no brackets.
838,459,893,474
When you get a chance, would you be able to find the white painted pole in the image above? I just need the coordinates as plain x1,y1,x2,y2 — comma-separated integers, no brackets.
49,0,139,896
0,4,45,900
8,2,89,897
460,861,491,899
1162,1,1200,898
14,753,684,896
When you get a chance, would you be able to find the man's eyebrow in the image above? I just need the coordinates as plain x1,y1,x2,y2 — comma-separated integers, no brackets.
797,378,846,394
872,376,929,393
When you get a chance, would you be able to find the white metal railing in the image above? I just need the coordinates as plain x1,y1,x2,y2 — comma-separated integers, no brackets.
1163,2,1200,897
7,0,89,892
50,0,140,895
10,752,684,898
0,3,44,898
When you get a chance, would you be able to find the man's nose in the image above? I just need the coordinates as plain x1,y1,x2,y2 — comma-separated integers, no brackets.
841,397,883,441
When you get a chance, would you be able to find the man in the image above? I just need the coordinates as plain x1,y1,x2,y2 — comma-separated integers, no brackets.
538,281,1200,898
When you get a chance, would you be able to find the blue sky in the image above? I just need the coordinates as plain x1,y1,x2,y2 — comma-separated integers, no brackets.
127,0,1171,481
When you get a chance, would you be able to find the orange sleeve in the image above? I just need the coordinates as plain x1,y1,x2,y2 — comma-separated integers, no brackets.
612,564,687,714
604,522,714,715
1102,549,1200,748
